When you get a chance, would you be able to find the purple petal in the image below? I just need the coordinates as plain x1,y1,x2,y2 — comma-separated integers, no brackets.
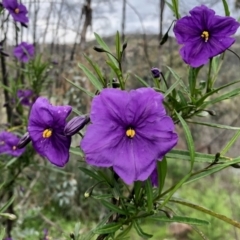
43,134,71,167
81,123,124,167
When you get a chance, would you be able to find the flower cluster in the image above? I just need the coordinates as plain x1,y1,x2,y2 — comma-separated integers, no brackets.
81,88,178,184
173,5,240,67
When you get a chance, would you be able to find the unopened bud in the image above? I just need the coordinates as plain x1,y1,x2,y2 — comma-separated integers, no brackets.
64,116,90,136
151,67,161,78
93,46,106,53
17,132,31,149
122,42,127,51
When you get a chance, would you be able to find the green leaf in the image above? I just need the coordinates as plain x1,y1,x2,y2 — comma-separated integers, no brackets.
134,181,142,203
157,157,167,195
94,222,122,234
84,54,105,86
201,87,240,108
171,0,180,19
196,80,240,106
0,196,14,213
65,78,94,97
222,0,230,16
134,74,150,87
73,222,81,239
116,31,121,60
133,220,153,239
94,32,118,67
175,112,195,170
79,167,103,182
145,179,153,212
83,213,112,240
187,120,240,130
101,199,126,215
115,224,132,239
171,198,240,229
106,60,123,82
166,149,229,163
221,130,240,155
164,78,180,97
91,194,113,200
70,147,83,157
78,63,103,91
186,156,240,184
148,215,209,226
0,227,5,240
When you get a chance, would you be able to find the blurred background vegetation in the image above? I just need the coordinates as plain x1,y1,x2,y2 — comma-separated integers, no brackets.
1,0,240,239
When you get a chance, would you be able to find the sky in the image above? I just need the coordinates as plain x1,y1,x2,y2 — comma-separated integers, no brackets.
3,0,240,44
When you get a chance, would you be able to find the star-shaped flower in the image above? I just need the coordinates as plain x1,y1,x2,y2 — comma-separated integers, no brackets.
173,5,240,67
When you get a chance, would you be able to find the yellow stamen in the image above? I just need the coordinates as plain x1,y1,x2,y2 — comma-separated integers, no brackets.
12,146,17,150
126,128,135,138
201,31,209,42
43,129,52,138
15,8,20,14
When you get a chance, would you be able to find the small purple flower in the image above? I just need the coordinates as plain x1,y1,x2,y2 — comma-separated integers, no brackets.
17,89,33,106
13,42,34,63
3,0,28,24
28,97,72,167
151,68,161,78
81,88,178,184
0,131,25,157
173,5,240,67
64,116,90,136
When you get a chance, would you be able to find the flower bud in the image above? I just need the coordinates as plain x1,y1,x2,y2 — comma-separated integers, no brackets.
64,116,90,136
93,46,106,53
151,67,161,78
0,213,17,220
122,42,127,51
17,132,31,149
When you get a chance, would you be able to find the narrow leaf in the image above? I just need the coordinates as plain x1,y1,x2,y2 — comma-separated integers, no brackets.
222,0,230,16
78,63,103,91
101,199,126,215
0,196,14,213
221,130,240,155
65,78,94,97
79,167,103,182
187,120,240,130
115,224,132,239
133,220,153,239
148,215,209,226
157,157,167,195
145,179,153,212
94,222,122,234
134,74,150,87
171,198,240,229
175,112,195,170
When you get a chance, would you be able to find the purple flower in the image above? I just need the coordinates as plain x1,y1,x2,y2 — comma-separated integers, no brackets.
28,97,72,167
81,88,178,184
3,0,28,24
13,42,34,63
173,5,240,67
17,89,33,106
0,131,25,157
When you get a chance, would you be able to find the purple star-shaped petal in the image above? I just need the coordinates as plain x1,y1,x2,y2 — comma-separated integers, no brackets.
3,0,28,24
28,97,72,167
173,5,240,67
81,88,178,184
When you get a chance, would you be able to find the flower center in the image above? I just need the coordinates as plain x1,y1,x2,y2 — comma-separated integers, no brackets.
126,128,135,138
42,129,52,138
15,8,20,14
201,31,209,42
12,146,17,150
